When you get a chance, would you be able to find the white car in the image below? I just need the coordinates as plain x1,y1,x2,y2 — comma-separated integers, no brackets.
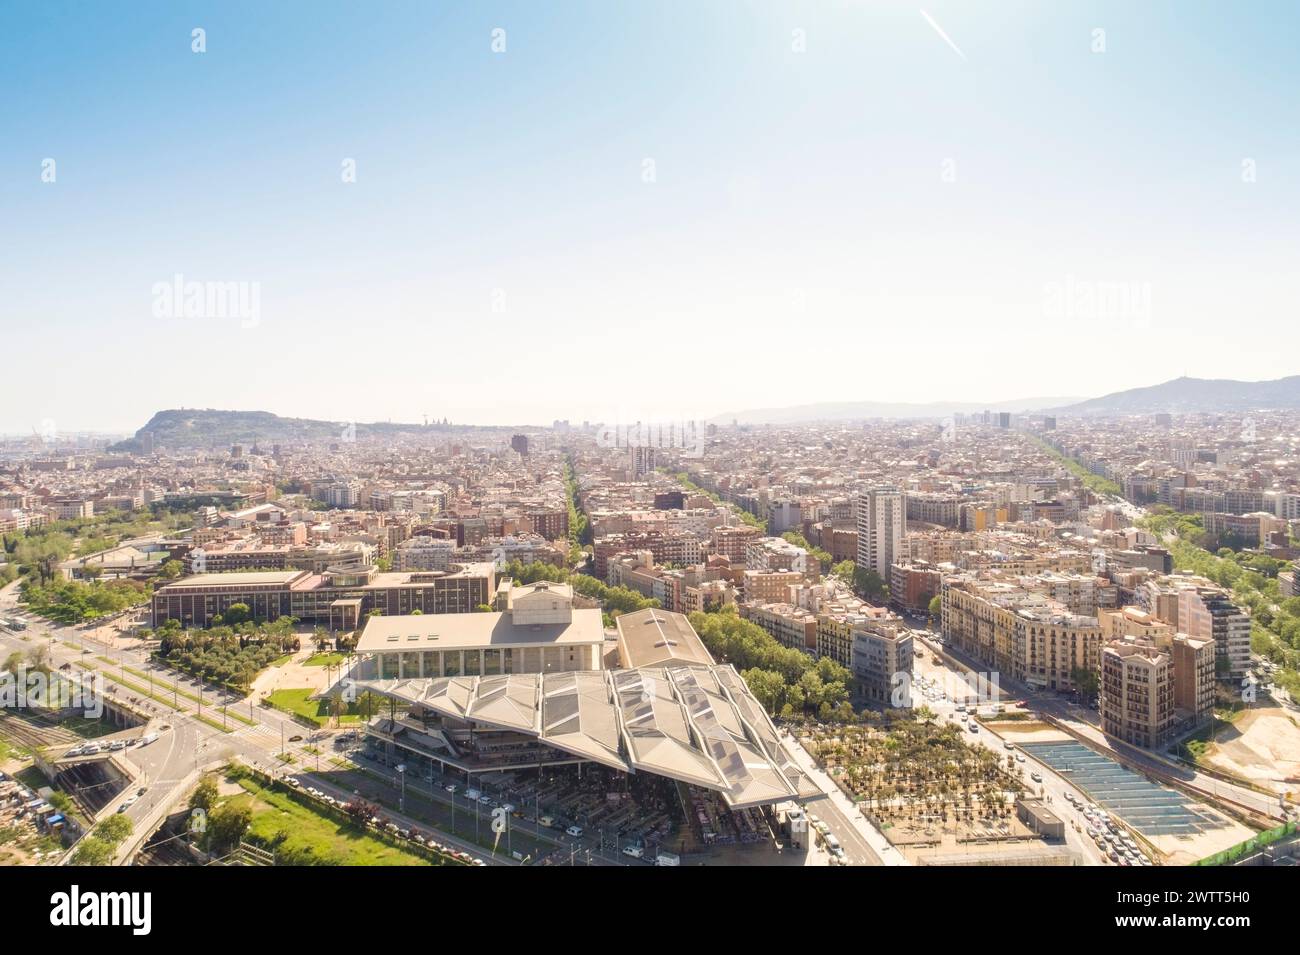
622,846,644,859
1030,771,1043,783
566,825,584,837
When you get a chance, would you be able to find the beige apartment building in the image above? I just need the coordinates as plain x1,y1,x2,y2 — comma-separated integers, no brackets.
743,569,804,605
1101,640,1175,748
941,577,1103,693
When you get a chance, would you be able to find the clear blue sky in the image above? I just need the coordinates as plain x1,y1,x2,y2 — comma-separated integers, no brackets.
2,1,1298,433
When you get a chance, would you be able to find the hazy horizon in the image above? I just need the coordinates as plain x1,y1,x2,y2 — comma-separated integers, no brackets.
5,1,1299,433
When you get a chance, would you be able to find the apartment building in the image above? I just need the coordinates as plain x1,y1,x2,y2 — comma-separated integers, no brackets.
889,561,942,614
711,524,763,564
851,621,913,705
1101,641,1175,748
1171,633,1216,724
393,536,457,571
941,576,1103,693
744,602,818,653
856,486,904,579
743,569,804,604
744,536,812,576
1176,586,1251,680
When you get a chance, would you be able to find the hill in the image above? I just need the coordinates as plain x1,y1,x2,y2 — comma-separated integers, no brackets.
108,409,468,451
1047,376,1300,416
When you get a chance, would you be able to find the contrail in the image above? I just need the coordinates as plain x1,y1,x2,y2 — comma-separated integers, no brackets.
920,9,968,61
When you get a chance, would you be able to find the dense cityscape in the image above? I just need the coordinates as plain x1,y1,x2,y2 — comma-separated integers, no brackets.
4,0,1295,937
2,395,1296,880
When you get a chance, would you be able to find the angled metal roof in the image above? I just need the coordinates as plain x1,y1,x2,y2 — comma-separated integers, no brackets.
349,664,818,809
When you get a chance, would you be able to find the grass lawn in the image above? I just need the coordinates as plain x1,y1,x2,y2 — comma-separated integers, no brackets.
229,774,440,865
303,652,347,667
265,687,372,727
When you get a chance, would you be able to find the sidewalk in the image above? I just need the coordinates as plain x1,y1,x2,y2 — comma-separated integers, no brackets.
781,729,907,866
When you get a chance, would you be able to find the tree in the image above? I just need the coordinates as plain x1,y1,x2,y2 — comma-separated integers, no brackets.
928,595,943,617
95,814,133,845
189,776,218,814
159,559,184,579
71,837,114,866
741,667,786,714
222,603,252,625
854,566,888,603
207,803,253,853
831,560,855,585
1070,666,1099,700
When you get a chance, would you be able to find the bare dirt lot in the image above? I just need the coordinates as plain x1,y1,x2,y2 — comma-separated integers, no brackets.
1202,705,1300,798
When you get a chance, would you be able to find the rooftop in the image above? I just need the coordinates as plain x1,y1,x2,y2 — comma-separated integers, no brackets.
355,607,604,653
615,608,715,669
349,664,820,809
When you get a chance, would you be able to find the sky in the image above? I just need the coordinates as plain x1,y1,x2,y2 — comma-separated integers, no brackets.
2,1,1298,434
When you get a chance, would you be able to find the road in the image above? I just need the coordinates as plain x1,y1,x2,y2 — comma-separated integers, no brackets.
779,729,893,866
0,579,519,864
910,619,1286,823
909,640,1110,864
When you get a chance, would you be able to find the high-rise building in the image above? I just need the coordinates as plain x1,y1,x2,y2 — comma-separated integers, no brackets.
856,486,904,581
629,445,656,479
1177,587,1251,681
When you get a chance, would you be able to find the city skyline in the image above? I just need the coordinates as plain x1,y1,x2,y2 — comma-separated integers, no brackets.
5,1,1300,432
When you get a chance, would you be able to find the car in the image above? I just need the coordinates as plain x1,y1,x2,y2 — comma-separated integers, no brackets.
118,795,138,813
477,794,492,805
622,846,644,858
1003,741,1015,750
1030,771,1042,783
444,784,457,794
968,723,979,733
465,788,481,800
566,825,584,837
1014,753,1025,763
108,740,127,751
288,735,304,743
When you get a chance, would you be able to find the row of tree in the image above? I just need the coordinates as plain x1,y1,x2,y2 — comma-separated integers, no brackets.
688,608,852,717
